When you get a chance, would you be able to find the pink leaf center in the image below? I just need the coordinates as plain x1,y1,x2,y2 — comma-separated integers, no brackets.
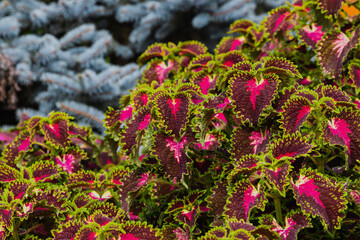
56,154,75,174
196,134,215,150
18,136,30,152
230,37,245,51
46,123,61,138
273,12,289,32
155,60,174,83
138,113,151,131
242,185,260,220
333,32,350,58
271,217,296,239
119,234,139,240
140,94,148,105
249,129,269,154
293,175,325,208
275,151,297,160
165,136,187,164
199,75,215,95
166,98,182,121
245,78,269,110
295,105,311,127
119,106,133,121
328,118,351,153
181,206,195,221
137,172,150,186
303,24,325,44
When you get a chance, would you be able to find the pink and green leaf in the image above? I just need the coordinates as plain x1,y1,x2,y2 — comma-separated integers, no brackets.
52,220,82,240
280,97,312,133
270,134,312,161
265,6,291,38
67,171,96,188
262,57,302,78
143,59,179,84
228,19,255,34
40,118,70,148
228,71,279,125
215,36,245,54
178,41,208,56
264,163,291,195
30,161,59,182
0,164,20,182
7,180,30,201
120,106,151,154
317,0,345,18
224,180,266,221
220,51,247,67
298,24,325,48
137,43,171,65
155,92,190,137
317,28,360,78
291,168,347,232
349,62,360,90
1,131,31,168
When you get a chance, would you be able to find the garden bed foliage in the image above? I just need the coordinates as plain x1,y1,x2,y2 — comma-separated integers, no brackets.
0,0,360,239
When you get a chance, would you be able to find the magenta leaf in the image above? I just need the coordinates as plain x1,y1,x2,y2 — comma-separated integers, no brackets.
270,134,312,161
215,36,245,54
228,154,262,182
317,28,360,78
120,106,151,154
280,97,312,133
322,107,360,166
54,148,86,174
224,179,266,221
228,70,278,125
317,0,345,18
152,131,195,181
265,6,291,38
32,188,68,212
298,24,325,49
155,92,190,137
291,168,347,232
75,226,99,240
249,129,271,154
317,85,351,103
264,163,291,195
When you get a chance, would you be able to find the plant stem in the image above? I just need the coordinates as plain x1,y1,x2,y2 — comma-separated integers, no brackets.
273,196,283,225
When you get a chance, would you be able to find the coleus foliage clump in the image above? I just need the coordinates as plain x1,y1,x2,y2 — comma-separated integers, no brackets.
1,0,360,239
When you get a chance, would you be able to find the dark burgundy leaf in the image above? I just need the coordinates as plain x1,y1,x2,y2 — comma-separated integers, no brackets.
263,57,302,78
41,118,70,148
8,180,30,201
178,41,208,56
33,188,68,211
265,6,291,38
120,106,151,154
273,87,297,112
215,36,245,54
264,163,291,195
54,148,86,174
155,92,190,137
0,164,20,182
75,226,99,240
206,181,228,219
298,24,325,49
31,161,59,182
186,54,213,72
220,51,247,67
224,179,266,221
228,19,254,34
190,71,219,95
152,131,195,181
280,97,312,133
2,131,31,168
52,220,82,240
317,28,360,78
67,171,96,188
228,70,279,125
138,43,171,65
270,134,312,161
318,0,345,18
349,62,360,89
263,211,311,240
118,221,159,240
291,168,346,232
88,202,119,219
143,59,179,84
322,107,360,166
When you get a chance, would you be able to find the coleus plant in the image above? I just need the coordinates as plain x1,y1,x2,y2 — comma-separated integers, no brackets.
1,0,360,239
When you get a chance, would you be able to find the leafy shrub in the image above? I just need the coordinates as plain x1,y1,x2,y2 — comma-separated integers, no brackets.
0,0,360,239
